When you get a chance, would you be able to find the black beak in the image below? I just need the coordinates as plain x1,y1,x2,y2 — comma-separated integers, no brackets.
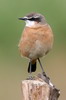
18,17,27,20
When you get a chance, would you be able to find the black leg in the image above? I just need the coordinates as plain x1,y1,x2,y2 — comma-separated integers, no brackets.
38,58,46,76
29,61,32,76
27,61,33,80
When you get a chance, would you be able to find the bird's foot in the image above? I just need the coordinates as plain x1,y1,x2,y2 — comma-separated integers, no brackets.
26,75,34,80
42,71,50,80
42,71,47,77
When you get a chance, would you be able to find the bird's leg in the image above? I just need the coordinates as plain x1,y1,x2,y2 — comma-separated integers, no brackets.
29,61,32,76
28,61,33,80
38,58,47,76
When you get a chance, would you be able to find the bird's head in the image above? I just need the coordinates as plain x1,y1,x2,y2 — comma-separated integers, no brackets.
19,12,47,27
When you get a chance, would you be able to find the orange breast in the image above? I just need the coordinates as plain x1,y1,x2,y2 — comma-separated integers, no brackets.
18,24,53,59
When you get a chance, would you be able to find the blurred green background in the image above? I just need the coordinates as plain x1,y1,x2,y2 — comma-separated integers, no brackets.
0,0,66,100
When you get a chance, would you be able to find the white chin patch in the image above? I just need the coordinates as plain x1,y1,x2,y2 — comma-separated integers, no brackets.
25,20,35,27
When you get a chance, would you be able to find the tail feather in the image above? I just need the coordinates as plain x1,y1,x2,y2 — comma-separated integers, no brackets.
28,61,36,73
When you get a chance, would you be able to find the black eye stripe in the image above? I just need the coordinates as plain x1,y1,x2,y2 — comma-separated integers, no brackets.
28,17,40,22
28,17,36,21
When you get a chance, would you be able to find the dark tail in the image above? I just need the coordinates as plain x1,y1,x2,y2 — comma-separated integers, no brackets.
28,61,37,73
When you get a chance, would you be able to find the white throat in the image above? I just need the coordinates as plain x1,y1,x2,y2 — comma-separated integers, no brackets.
25,20,35,27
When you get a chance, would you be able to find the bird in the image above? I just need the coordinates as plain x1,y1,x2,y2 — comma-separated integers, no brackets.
18,12,53,77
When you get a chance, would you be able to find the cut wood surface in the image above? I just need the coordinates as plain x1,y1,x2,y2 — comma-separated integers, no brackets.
21,73,60,100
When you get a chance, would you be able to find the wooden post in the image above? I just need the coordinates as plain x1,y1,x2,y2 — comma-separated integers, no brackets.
21,73,60,100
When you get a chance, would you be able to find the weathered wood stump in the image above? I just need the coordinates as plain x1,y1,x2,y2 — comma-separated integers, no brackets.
21,73,60,100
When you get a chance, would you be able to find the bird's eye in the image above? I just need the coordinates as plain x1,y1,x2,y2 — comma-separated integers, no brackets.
28,17,35,21
28,17,41,22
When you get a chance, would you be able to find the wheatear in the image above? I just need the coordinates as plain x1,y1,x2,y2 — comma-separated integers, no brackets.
18,12,53,76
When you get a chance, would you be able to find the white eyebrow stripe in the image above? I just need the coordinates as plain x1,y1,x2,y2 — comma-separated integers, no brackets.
34,16,39,18
24,16,33,19
23,16,28,19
